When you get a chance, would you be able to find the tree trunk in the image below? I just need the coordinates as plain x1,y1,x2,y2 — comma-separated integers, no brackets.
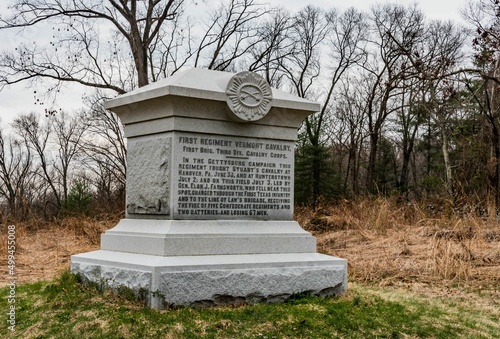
399,129,417,194
489,56,500,210
344,145,353,194
312,145,321,205
491,125,500,209
130,25,149,88
351,147,359,195
366,132,379,193
441,127,454,196
399,147,411,192
135,45,149,88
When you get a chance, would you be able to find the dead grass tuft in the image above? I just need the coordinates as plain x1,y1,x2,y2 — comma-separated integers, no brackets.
299,197,500,290
0,216,116,286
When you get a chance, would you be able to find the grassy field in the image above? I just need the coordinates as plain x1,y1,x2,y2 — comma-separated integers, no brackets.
0,271,498,338
1,197,499,338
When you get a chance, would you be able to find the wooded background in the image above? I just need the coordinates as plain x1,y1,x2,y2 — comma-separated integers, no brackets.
1,0,500,219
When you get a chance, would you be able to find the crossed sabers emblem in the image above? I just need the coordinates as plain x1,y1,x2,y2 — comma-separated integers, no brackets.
240,88,262,103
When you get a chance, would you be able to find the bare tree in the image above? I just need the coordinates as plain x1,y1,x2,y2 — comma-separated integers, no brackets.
147,3,193,80
362,3,426,193
430,27,466,197
333,77,368,195
246,8,294,87
193,0,267,71
11,110,87,214
0,0,187,93
82,95,127,191
386,19,465,195
281,5,328,99
463,0,500,206
12,113,59,211
393,78,424,194
283,6,366,203
50,109,88,202
463,0,500,66
0,125,34,218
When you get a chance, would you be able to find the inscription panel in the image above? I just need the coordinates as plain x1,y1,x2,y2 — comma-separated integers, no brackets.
173,133,294,220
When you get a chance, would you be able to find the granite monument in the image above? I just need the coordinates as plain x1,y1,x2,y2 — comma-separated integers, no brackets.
71,68,347,308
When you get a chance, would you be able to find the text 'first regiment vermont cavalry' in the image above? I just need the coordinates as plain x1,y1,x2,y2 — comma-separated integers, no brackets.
71,68,348,308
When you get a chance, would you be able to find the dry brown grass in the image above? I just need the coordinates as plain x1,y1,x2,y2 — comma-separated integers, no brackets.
0,215,118,286
298,197,500,292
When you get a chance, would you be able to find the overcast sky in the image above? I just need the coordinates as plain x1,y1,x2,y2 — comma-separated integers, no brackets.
0,0,469,127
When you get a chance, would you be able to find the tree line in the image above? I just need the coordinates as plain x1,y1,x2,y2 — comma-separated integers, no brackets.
1,0,500,219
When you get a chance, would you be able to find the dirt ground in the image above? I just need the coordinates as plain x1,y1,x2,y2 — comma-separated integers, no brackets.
1,216,114,286
1,200,499,311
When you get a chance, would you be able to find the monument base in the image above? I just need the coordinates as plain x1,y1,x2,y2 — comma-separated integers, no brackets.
98,219,318,256
70,250,347,308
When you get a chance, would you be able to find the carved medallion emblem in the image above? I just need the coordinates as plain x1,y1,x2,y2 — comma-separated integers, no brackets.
226,71,273,121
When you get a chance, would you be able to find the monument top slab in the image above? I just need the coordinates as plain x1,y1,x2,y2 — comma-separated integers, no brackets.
104,68,320,113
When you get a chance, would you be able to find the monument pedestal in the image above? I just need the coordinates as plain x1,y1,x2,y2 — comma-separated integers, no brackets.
71,68,347,308
72,250,346,308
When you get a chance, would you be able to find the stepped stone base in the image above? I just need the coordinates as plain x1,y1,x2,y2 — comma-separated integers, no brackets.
99,219,317,256
70,250,347,308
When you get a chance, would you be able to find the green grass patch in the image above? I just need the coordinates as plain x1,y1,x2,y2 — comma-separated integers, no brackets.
1,272,498,338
